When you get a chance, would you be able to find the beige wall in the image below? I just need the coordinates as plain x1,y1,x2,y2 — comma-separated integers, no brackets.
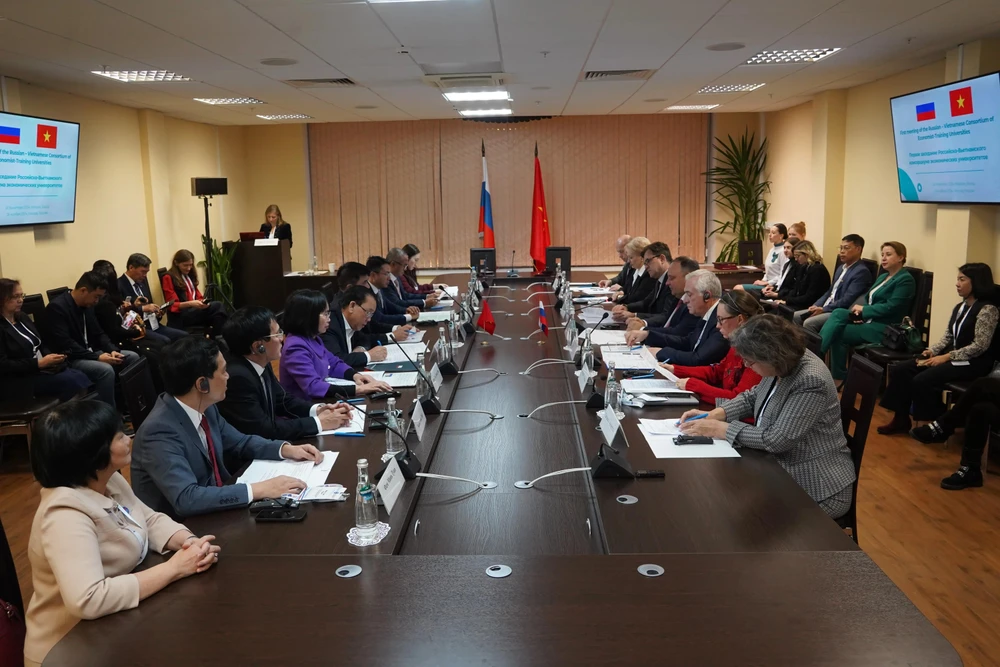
765,102,814,239
707,112,759,261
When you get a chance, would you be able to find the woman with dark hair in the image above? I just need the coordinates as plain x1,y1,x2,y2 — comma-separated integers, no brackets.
736,223,789,293
91,260,145,349
819,241,916,382
660,290,764,402
259,204,293,247
400,243,446,295
161,249,228,337
760,239,799,303
878,263,999,435
0,278,91,402
278,289,392,401
678,314,855,519
770,241,831,310
23,401,219,666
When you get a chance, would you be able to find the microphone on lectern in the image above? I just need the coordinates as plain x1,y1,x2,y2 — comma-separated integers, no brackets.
507,250,519,278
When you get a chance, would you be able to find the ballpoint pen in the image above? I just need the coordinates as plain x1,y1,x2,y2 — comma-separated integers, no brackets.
631,373,655,379
345,398,365,404
675,413,708,426
333,432,365,438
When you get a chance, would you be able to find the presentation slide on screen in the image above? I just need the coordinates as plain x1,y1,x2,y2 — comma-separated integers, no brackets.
891,72,1000,204
0,112,80,226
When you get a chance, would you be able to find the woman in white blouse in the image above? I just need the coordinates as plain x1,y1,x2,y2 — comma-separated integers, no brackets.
736,223,789,293
879,262,998,436
23,401,220,666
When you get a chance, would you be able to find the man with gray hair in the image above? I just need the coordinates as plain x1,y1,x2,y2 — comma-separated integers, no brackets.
385,247,439,311
626,269,729,365
599,234,633,290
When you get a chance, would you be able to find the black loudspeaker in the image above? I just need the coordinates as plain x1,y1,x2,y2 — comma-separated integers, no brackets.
191,177,228,197
590,443,634,479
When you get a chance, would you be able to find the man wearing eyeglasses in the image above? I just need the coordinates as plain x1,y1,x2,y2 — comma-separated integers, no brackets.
217,305,353,442
321,285,389,369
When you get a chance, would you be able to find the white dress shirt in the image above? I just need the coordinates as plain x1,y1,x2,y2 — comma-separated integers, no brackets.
824,260,857,307
343,319,371,364
248,359,325,433
764,242,789,285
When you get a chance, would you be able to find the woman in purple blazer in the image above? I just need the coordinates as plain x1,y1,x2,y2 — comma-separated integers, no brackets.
278,290,392,401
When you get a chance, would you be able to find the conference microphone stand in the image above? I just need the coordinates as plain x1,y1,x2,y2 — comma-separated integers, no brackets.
507,250,519,278
389,338,441,415
370,416,422,481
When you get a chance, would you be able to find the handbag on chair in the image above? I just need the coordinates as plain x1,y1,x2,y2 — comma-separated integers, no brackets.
879,316,923,353
0,598,25,664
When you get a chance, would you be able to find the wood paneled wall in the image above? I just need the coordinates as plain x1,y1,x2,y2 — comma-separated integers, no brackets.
309,115,709,268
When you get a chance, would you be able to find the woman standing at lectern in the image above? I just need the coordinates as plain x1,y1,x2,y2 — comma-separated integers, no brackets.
259,204,293,247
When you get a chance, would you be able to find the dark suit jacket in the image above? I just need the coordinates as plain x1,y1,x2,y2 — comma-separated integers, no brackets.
609,261,633,288
0,315,54,400
385,275,425,310
775,261,802,301
619,270,656,311
42,291,117,361
645,296,700,336
371,285,409,326
647,304,730,366
118,274,154,305
94,296,143,347
786,262,832,309
131,394,285,519
217,355,321,441
813,260,872,311
259,222,293,247
631,274,670,317
321,308,379,369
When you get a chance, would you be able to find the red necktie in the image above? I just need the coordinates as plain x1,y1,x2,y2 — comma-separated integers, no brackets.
200,416,223,486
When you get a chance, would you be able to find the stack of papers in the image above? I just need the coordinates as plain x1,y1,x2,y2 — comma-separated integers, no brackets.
444,286,459,298
575,287,617,296
237,451,339,487
320,407,365,435
601,347,656,370
621,378,692,395
573,296,608,305
382,342,427,364
288,485,348,503
364,370,419,388
637,419,739,459
417,311,453,323
402,329,426,343
579,329,627,346
579,307,610,324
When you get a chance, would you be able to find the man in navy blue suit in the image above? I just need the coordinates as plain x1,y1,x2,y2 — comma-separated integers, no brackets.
118,253,188,343
793,234,873,333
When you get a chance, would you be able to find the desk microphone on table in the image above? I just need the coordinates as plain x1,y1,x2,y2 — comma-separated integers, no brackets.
389,337,442,415
370,416,422,481
507,250,519,278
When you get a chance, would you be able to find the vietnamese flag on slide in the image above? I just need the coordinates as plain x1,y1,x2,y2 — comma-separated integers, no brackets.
950,86,973,117
36,124,58,149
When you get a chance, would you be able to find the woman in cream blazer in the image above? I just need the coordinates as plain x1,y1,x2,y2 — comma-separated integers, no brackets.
24,401,220,666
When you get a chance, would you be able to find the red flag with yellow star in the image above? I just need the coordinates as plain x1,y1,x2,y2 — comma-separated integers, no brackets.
36,124,58,149
529,143,551,274
949,86,973,117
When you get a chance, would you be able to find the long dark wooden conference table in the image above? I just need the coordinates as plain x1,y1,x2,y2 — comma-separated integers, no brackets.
45,271,960,666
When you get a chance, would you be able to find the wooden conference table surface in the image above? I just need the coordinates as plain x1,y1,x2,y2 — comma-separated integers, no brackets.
46,271,960,666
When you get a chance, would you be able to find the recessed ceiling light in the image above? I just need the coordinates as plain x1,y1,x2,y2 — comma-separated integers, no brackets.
459,109,513,117
194,97,264,105
698,83,765,94
531,86,551,91
259,58,298,67
257,114,312,120
665,105,719,111
91,70,190,83
355,105,378,110
706,42,746,52
746,48,841,65
368,0,445,3
644,98,667,103
443,90,510,102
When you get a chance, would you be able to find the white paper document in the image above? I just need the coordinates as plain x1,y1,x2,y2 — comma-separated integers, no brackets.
237,451,339,487
325,377,356,387
402,329,426,343
288,484,348,503
576,287,617,296
417,311,453,323
637,419,739,459
444,286,459,298
381,342,428,364
573,297,608,305
602,350,656,370
621,379,692,395
316,407,365,435
364,371,418,388
580,330,627,346
579,306,610,324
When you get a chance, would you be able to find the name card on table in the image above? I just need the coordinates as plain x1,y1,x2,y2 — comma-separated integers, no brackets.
600,405,621,446
376,455,405,515
429,363,444,392
254,238,279,247
577,367,589,394
410,399,427,442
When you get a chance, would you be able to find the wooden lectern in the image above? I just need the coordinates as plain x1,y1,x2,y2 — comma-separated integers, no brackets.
227,240,291,313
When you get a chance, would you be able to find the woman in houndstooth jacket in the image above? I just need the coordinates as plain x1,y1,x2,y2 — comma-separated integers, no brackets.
679,314,856,519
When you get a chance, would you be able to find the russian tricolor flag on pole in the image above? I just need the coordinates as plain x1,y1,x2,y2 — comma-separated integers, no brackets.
478,140,495,249
538,303,549,337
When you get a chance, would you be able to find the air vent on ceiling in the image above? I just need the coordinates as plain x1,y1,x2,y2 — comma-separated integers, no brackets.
284,78,356,89
423,73,507,90
582,69,655,82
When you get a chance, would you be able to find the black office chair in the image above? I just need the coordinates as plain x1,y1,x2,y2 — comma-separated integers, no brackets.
20,293,45,323
859,270,932,378
320,281,338,304
45,286,70,303
837,354,882,544
119,358,158,431
0,396,60,454
802,327,823,359
737,240,764,268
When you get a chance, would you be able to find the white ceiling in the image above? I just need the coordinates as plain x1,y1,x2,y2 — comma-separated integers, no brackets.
0,0,998,125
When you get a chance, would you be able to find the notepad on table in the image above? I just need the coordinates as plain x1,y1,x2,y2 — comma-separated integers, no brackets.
317,408,365,435
580,330,627,345
417,311,453,323
637,419,738,459
364,370,418,388
621,378,692,395
237,452,339,487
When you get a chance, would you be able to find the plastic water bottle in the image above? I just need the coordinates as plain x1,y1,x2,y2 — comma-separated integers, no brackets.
384,398,404,457
355,459,378,540
415,352,430,398
448,312,459,347
605,360,624,419
436,326,452,362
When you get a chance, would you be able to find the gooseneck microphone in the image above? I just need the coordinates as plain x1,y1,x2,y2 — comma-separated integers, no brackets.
507,250,519,278
389,336,442,415
370,415,423,481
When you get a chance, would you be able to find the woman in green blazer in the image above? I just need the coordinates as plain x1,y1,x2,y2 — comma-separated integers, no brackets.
820,241,916,380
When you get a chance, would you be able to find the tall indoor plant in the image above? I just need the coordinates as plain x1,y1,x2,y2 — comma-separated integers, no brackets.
197,236,237,311
705,130,771,263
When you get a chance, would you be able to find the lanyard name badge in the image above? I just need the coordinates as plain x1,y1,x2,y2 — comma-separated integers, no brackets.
953,303,972,341
108,502,149,562
755,378,779,426
11,321,42,360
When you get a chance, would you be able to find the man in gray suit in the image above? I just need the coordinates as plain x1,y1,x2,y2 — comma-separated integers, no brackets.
793,234,873,332
132,337,323,519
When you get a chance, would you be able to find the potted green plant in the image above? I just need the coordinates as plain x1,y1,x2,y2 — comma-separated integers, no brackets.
705,130,771,262
197,236,237,311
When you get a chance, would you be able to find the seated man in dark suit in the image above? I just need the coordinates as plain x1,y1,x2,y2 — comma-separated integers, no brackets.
131,336,323,519
626,269,729,365
117,252,188,343
321,285,390,368
366,255,420,328
384,247,439,311
625,256,701,335
339,261,416,341
219,305,353,441
42,271,139,408
611,241,672,321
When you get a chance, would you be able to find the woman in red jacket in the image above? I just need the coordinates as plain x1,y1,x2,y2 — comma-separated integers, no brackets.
662,290,764,403
161,249,228,338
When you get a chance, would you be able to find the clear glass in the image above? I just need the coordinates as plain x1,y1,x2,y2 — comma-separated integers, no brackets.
415,352,430,398
355,459,378,540
384,398,404,457
604,360,624,418
437,326,452,362
447,315,458,347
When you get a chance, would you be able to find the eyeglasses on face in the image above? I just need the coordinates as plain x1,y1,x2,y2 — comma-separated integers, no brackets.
320,310,332,319
264,330,285,340
360,305,376,319
717,314,740,323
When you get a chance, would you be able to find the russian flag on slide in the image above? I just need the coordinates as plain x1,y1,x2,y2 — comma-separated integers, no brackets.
538,304,549,337
915,102,936,122
478,140,495,249
0,125,20,145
